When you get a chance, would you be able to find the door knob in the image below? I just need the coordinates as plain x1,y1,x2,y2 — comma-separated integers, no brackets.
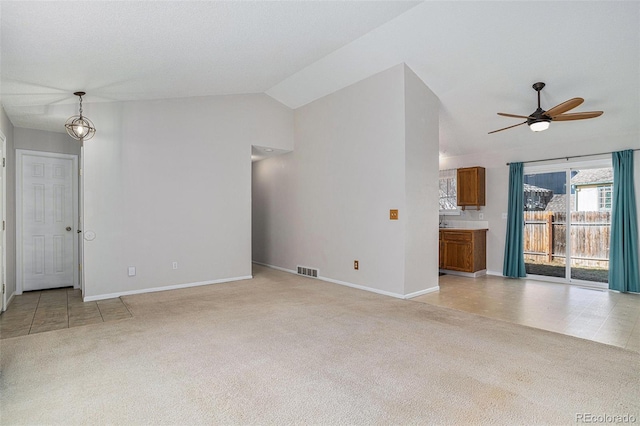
77,230,82,234
66,226,72,232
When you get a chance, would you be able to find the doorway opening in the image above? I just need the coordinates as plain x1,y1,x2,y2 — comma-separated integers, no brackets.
523,160,612,287
16,150,80,294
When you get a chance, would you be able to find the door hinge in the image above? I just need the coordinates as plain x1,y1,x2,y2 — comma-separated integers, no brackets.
79,264,82,271
2,283,4,294
2,158,5,167
79,168,82,176
2,220,4,231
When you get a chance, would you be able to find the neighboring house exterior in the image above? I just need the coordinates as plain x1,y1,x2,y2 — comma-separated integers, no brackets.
571,168,613,212
544,194,576,212
524,183,553,211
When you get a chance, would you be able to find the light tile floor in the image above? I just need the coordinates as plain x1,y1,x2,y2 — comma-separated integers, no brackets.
0,287,132,339
412,274,640,352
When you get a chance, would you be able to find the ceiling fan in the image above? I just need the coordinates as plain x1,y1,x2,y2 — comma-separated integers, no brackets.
489,82,603,134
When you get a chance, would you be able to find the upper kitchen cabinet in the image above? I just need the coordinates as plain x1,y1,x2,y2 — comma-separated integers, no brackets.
457,166,485,210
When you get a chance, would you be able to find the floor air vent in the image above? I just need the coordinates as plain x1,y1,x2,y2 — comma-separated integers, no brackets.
297,266,318,278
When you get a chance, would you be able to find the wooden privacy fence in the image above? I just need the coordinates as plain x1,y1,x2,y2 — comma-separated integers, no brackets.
523,211,611,268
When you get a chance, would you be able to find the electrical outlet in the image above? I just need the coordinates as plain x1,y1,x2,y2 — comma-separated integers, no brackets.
479,213,484,220
128,266,136,277
502,213,508,219
390,209,398,220
172,262,178,270
354,260,359,270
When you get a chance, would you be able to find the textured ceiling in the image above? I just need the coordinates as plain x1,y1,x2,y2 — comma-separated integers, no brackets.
1,1,639,163
267,1,640,163
1,1,419,129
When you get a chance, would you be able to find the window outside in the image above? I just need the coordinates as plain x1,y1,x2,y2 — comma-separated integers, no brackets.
439,169,457,212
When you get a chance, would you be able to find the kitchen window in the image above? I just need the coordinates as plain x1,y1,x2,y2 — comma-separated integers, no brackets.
439,169,459,214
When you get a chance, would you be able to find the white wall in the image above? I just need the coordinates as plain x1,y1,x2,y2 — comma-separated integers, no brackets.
253,64,440,297
403,66,440,295
575,187,598,212
81,94,293,299
0,104,16,305
14,127,81,156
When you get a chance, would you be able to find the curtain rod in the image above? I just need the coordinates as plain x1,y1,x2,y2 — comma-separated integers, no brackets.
505,148,640,166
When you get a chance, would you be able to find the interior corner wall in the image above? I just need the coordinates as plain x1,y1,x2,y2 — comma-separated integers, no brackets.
14,127,81,156
403,65,440,295
253,64,410,296
81,94,293,299
0,104,16,303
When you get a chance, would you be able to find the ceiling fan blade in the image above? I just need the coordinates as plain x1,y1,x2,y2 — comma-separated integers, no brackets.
488,121,527,134
497,112,531,119
545,97,584,118
552,111,603,121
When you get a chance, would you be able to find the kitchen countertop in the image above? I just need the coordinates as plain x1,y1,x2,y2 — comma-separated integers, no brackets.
439,227,488,231
439,220,489,230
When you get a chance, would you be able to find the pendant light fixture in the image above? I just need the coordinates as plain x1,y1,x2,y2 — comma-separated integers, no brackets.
65,91,96,141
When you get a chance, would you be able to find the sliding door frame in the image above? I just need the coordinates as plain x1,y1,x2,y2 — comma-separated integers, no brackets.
524,158,612,289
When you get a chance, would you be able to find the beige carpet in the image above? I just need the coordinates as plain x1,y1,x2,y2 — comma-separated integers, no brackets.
1,265,638,425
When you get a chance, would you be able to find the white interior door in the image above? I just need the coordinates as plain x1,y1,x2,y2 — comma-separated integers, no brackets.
17,150,78,292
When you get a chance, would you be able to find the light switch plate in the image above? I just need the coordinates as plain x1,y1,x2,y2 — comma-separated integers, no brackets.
128,266,136,277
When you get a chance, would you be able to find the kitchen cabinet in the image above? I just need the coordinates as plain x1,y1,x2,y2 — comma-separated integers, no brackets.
439,229,487,273
457,166,485,210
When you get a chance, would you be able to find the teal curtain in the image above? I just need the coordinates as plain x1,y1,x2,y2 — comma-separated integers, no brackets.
503,162,526,277
609,150,639,292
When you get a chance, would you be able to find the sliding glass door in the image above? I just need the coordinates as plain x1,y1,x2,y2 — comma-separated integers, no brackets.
523,161,612,286
523,170,567,279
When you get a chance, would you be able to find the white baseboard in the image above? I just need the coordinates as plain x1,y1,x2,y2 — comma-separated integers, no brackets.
2,291,17,311
318,275,405,299
439,269,487,278
83,275,253,302
253,261,439,300
486,270,502,277
404,286,440,299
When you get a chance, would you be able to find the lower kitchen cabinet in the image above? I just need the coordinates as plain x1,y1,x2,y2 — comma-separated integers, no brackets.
439,229,487,273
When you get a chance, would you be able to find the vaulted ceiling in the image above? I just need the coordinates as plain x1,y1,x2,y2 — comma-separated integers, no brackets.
2,1,638,162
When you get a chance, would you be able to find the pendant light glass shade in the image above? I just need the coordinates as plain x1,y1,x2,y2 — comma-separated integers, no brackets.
65,92,96,141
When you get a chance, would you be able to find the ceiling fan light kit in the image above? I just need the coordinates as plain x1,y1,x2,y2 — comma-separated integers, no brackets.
489,82,603,134
65,91,96,141
529,120,550,132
